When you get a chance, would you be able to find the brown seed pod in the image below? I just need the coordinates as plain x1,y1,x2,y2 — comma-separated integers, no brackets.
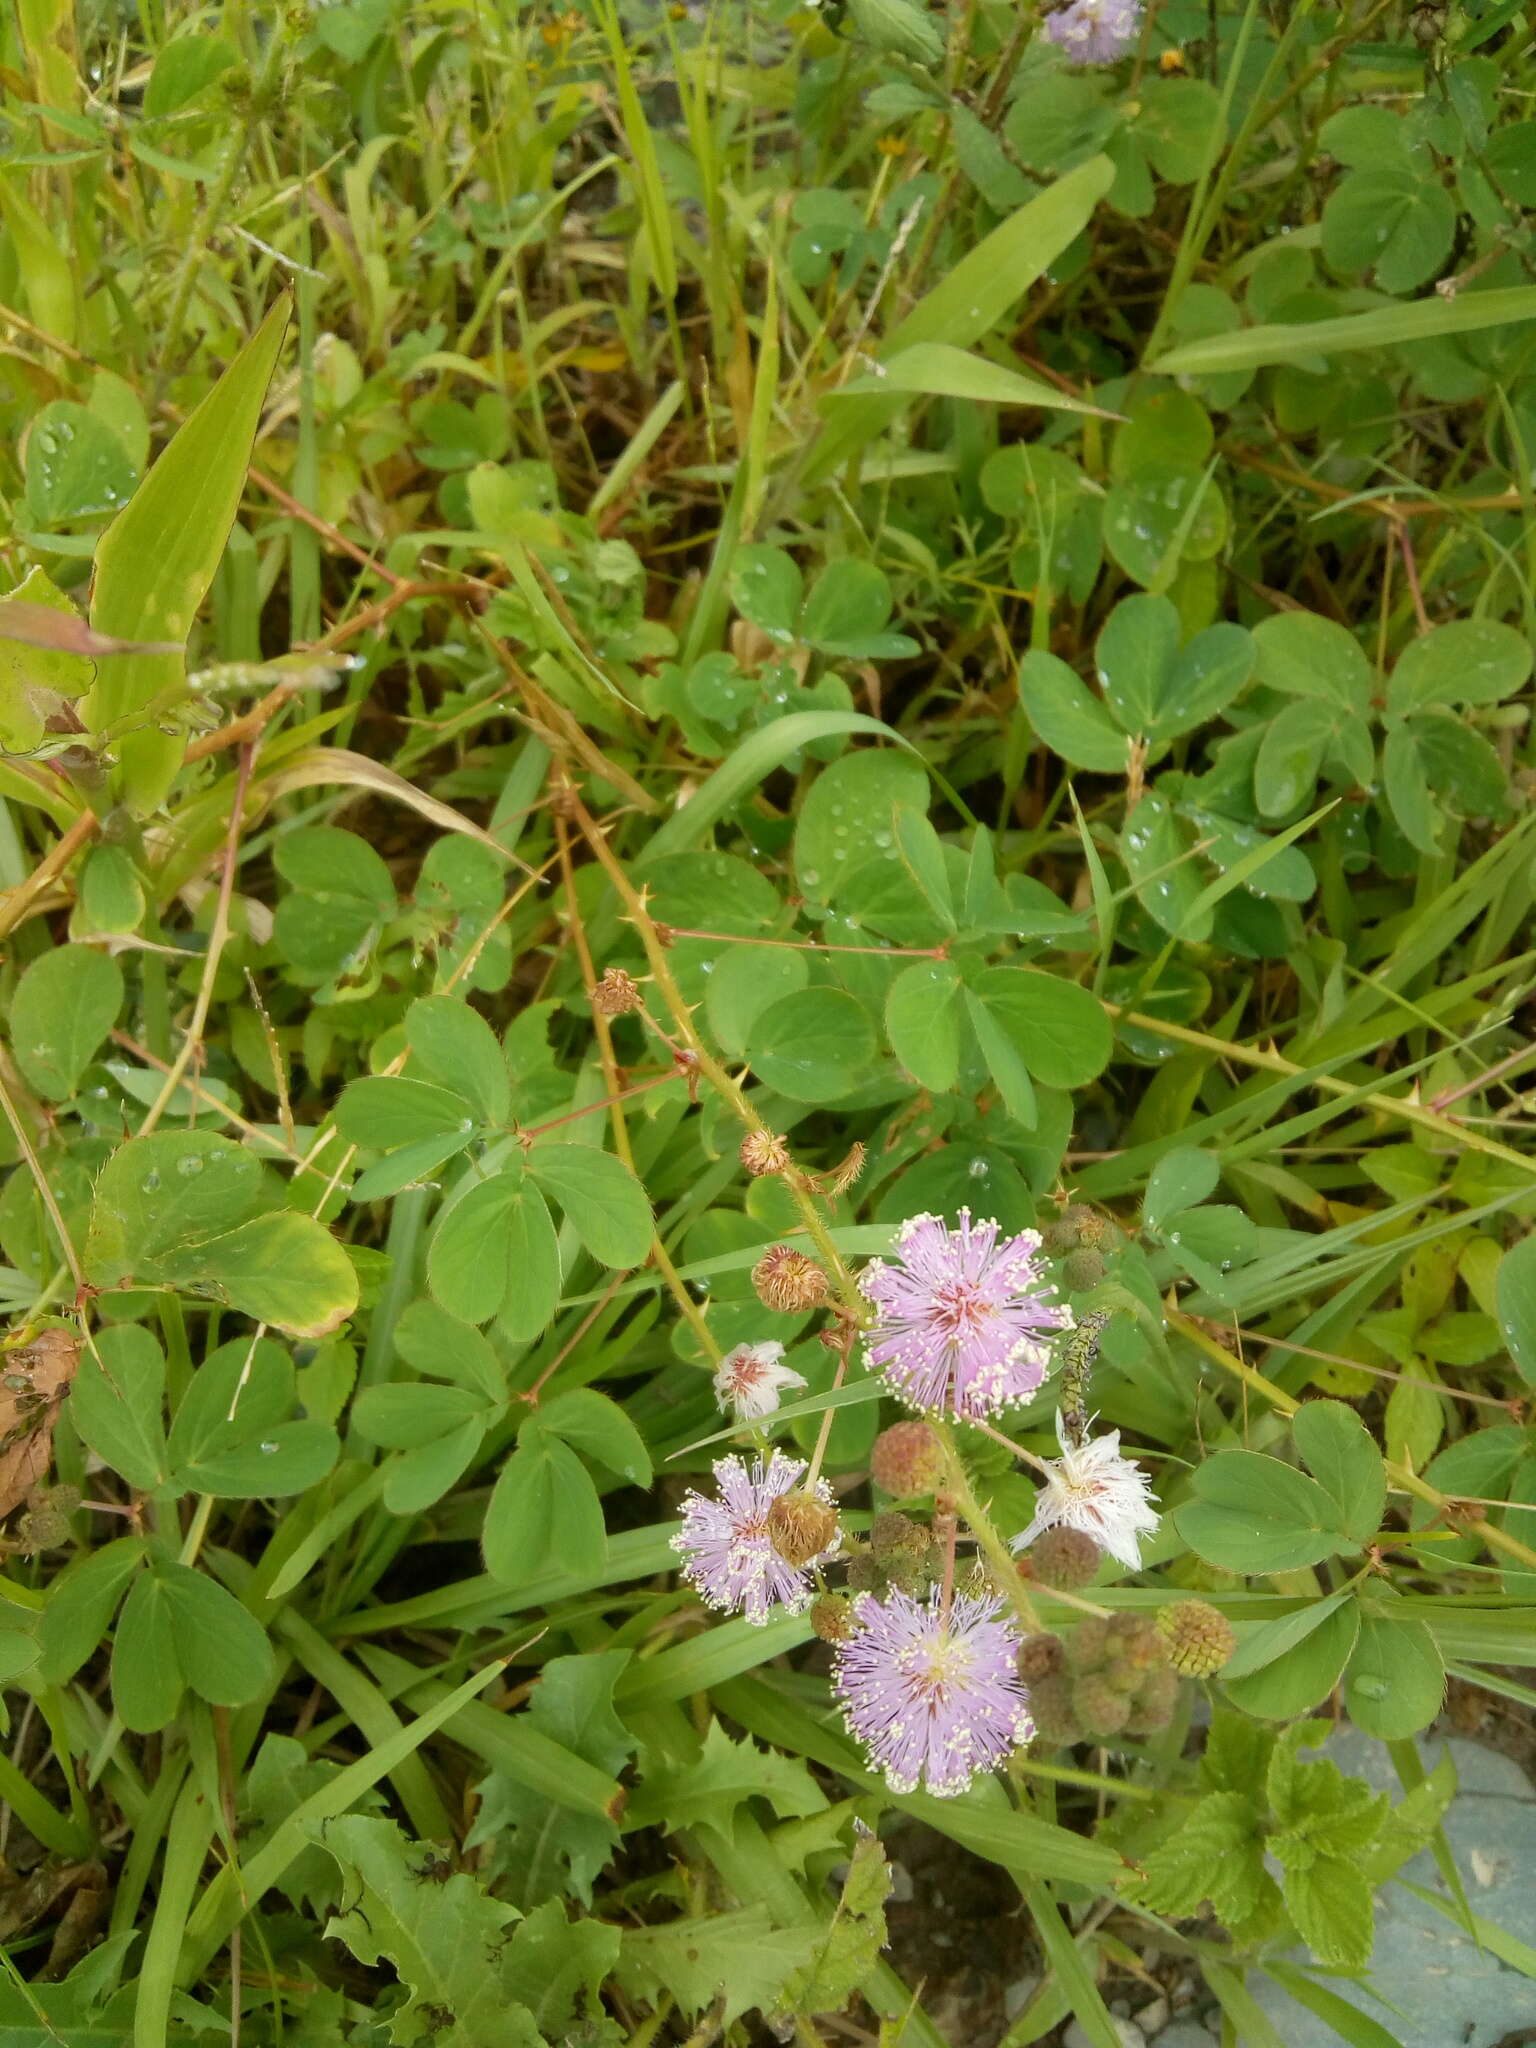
740,1129,792,1177
870,1418,946,1498
766,1491,838,1566
589,967,641,1017
752,1244,829,1314
1028,1526,1102,1590
1017,1631,1066,1683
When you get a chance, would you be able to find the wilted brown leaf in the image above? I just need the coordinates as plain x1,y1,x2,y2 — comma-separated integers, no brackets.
0,601,181,661
0,1327,79,1518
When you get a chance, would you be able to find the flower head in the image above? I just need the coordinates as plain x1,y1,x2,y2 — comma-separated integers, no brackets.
860,1209,1073,1422
753,1243,830,1314
834,1587,1034,1797
713,1340,807,1421
1011,1414,1160,1571
673,1452,837,1625
1043,0,1142,64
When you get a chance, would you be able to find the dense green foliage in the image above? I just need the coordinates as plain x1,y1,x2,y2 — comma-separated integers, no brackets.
0,0,1534,2042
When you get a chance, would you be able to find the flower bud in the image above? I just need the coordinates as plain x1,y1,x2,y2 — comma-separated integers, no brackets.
1017,1631,1066,1683
1044,1202,1096,1253
740,1129,792,1177
590,967,641,1017
752,1244,829,1314
1026,1526,1101,1590
766,1491,838,1566
870,1419,945,1498
1156,1598,1236,1677
810,1593,854,1643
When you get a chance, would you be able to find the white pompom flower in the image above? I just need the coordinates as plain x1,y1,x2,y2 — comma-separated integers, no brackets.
713,1340,807,1422
1011,1413,1160,1571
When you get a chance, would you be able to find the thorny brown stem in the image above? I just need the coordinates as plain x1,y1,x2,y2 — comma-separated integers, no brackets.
552,807,719,1363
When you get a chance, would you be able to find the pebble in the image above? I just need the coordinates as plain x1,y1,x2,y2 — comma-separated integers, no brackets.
1064,2020,1143,2048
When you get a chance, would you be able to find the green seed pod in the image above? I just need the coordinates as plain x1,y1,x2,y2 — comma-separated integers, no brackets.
1064,1617,1112,1671
1126,1665,1181,1735
1027,1526,1102,1590
1062,1249,1106,1292
1075,1675,1132,1738
1028,1672,1080,1745
1156,1599,1237,1677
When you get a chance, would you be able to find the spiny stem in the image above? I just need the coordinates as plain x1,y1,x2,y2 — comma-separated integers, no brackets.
936,1423,1040,1633
564,784,867,1322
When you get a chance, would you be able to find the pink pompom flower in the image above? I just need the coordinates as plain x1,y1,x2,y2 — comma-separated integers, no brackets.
1043,0,1143,65
673,1451,838,1625
834,1586,1034,1796
860,1209,1073,1422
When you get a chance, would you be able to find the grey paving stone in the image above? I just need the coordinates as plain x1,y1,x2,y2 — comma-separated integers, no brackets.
1239,1729,1536,2048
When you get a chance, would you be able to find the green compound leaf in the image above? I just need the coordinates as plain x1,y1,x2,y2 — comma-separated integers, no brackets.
527,1144,655,1268
751,987,877,1102
1344,1611,1445,1739
886,959,962,1094
8,944,124,1100
83,1131,359,1338
427,1169,561,1332
1174,1449,1351,1574
1292,1399,1386,1545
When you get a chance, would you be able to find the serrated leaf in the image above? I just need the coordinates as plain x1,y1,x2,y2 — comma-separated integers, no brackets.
1135,1791,1264,1920
784,1827,891,2017
303,1815,545,2047
616,1907,818,2030
627,1722,826,1832
1282,1854,1376,1969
